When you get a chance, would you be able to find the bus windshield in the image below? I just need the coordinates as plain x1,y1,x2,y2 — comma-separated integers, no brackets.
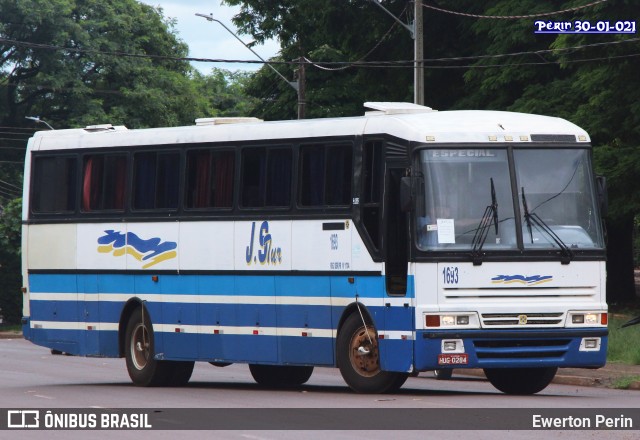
416,147,604,252
514,148,604,250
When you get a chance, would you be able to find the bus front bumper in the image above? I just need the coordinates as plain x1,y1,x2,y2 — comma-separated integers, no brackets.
413,328,608,371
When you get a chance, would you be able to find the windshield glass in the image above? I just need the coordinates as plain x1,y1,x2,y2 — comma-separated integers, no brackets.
417,149,517,251
514,149,604,249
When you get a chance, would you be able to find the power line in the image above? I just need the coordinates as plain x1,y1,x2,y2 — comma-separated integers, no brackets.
0,145,27,151
0,126,38,131
304,38,640,69
0,178,22,191
423,0,608,20
2,35,637,69
305,8,404,72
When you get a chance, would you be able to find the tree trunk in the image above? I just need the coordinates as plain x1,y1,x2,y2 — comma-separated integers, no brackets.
605,214,637,305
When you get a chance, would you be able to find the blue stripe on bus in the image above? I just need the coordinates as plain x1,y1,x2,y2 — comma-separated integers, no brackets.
27,299,414,332
28,273,413,298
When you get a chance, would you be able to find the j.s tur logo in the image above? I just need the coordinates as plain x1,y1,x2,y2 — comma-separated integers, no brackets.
491,274,553,286
97,230,177,269
245,221,282,266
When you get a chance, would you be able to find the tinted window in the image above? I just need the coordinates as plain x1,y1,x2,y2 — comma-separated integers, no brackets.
133,151,180,210
299,144,352,207
82,154,127,211
241,147,292,208
31,156,77,213
185,149,235,209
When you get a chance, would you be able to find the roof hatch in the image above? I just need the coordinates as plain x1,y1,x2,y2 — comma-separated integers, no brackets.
364,102,436,115
195,117,263,126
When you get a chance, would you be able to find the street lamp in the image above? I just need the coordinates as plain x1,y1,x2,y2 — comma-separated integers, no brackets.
196,13,308,119
25,116,54,130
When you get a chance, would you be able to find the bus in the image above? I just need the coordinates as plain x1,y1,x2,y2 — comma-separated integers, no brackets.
21,102,608,394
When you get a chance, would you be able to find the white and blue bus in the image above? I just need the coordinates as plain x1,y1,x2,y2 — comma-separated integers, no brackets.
21,102,608,394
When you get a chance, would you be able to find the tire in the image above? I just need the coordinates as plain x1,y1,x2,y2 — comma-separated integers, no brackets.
166,361,195,387
336,313,408,393
124,307,173,387
483,367,557,395
209,362,233,367
433,369,453,380
249,364,314,387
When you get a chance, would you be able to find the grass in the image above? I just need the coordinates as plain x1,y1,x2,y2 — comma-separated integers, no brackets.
612,376,640,390
607,307,640,365
0,324,21,332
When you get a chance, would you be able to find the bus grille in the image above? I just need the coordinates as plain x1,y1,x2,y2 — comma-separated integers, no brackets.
473,339,571,359
481,312,564,327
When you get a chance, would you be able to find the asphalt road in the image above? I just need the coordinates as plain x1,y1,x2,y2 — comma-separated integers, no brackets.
1,338,639,440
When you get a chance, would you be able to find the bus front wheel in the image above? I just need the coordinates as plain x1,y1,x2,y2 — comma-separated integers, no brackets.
483,367,557,395
337,313,408,393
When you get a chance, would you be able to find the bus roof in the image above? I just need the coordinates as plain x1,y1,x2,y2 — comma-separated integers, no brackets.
27,102,590,151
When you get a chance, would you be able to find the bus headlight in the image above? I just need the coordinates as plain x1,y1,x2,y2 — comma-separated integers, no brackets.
425,313,478,328
568,311,607,327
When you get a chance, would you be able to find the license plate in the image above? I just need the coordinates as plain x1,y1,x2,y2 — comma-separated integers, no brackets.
437,353,469,365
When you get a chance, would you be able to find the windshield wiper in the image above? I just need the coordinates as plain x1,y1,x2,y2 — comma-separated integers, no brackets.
471,178,499,265
521,187,573,264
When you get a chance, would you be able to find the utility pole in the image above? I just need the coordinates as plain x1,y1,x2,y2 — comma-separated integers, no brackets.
368,0,425,105
414,0,424,105
296,57,306,119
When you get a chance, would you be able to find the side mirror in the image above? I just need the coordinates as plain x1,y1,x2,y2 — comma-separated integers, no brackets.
596,175,608,217
400,176,412,212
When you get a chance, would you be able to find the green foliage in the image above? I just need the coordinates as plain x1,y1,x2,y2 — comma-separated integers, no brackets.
224,0,415,119
607,312,640,365
192,69,260,117
0,0,208,129
0,198,21,256
0,198,22,325
612,376,640,390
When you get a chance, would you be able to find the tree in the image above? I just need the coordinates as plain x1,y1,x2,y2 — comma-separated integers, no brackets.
0,198,21,324
0,0,210,130
224,0,416,119
192,68,260,118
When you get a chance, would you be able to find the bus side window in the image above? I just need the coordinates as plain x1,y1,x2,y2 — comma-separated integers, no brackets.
31,156,77,213
299,145,325,206
325,145,352,206
82,154,127,212
241,146,292,208
299,144,352,207
362,141,383,248
133,151,180,210
185,149,234,209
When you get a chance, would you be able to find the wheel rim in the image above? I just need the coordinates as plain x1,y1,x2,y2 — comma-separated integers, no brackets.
348,325,380,377
130,322,150,370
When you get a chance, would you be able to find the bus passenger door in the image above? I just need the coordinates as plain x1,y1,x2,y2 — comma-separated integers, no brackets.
380,167,414,372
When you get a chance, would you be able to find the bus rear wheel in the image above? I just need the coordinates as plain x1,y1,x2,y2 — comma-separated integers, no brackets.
337,313,408,393
249,364,314,387
483,367,557,395
124,307,194,387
